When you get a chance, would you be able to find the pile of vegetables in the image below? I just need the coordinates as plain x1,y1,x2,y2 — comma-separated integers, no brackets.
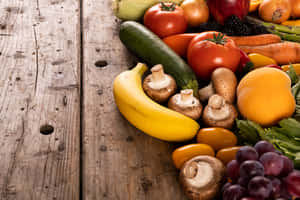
112,0,300,199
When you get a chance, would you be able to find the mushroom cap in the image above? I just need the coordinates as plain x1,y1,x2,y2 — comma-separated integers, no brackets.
211,68,237,104
168,91,202,120
202,95,238,129
143,74,177,103
180,156,226,200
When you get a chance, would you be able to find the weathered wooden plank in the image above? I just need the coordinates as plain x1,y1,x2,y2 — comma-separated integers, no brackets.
82,1,187,199
0,0,80,199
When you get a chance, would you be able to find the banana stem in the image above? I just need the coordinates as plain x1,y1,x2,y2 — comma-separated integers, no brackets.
132,63,148,76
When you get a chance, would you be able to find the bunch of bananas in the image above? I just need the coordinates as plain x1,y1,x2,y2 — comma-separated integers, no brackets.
113,63,199,142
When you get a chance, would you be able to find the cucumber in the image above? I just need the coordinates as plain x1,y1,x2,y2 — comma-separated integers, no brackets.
119,21,199,96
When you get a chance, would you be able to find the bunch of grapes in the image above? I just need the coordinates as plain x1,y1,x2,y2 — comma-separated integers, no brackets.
222,141,300,200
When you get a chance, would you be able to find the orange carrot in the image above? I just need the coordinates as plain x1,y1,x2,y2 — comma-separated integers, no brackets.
239,42,300,65
163,33,198,57
229,34,281,46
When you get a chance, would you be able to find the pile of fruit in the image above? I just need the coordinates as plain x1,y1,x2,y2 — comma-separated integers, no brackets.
112,0,300,199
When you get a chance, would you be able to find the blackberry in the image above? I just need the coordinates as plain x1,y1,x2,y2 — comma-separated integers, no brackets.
235,24,252,36
251,24,270,35
222,27,235,36
200,19,222,31
224,15,243,29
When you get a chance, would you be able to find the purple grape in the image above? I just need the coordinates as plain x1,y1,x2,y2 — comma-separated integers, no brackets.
238,177,250,187
222,182,232,194
279,183,292,199
223,184,246,200
275,150,283,155
259,152,284,176
236,146,259,164
248,176,273,199
240,198,257,200
279,155,294,177
240,160,264,179
254,140,275,156
270,177,282,198
285,170,300,198
227,160,240,181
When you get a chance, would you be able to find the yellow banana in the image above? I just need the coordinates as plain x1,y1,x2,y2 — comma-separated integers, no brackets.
113,63,200,142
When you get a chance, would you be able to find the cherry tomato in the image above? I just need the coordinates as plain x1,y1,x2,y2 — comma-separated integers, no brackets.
144,3,187,38
216,146,241,165
196,127,237,151
172,144,215,169
187,31,240,80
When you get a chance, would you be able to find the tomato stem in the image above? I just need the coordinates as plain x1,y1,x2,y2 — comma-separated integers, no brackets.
205,33,227,45
160,2,176,11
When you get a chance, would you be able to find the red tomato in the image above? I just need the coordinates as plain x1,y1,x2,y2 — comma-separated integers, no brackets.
187,31,240,80
144,3,187,38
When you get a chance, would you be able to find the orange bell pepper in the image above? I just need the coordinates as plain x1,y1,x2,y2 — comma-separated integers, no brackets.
249,0,261,12
282,20,300,26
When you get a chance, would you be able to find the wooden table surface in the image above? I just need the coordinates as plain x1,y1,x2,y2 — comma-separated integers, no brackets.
0,0,188,199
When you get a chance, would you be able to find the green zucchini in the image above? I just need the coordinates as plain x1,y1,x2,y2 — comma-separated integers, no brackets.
119,21,199,96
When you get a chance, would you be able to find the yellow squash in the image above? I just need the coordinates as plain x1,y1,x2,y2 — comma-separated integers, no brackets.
113,0,183,20
113,63,200,142
237,67,296,126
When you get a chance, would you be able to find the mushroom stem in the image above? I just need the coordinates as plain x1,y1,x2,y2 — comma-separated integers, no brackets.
184,161,214,188
198,83,215,102
148,64,171,90
207,95,231,121
209,94,224,109
151,64,165,82
180,89,194,105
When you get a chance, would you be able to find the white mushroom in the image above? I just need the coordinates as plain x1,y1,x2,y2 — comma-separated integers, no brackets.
202,94,238,129
143,64,177,103
180,156,226,200
168,89,202,120
198,68,237,103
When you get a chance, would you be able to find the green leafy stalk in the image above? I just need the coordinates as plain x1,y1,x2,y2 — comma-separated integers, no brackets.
277,118,300,138
268,29,300,43
246,16,300,35
235,119,261,145
285,65,299,85
235,118,300,169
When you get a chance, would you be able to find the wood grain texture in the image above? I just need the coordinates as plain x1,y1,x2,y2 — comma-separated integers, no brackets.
0,0,80,199
82,0,188,199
